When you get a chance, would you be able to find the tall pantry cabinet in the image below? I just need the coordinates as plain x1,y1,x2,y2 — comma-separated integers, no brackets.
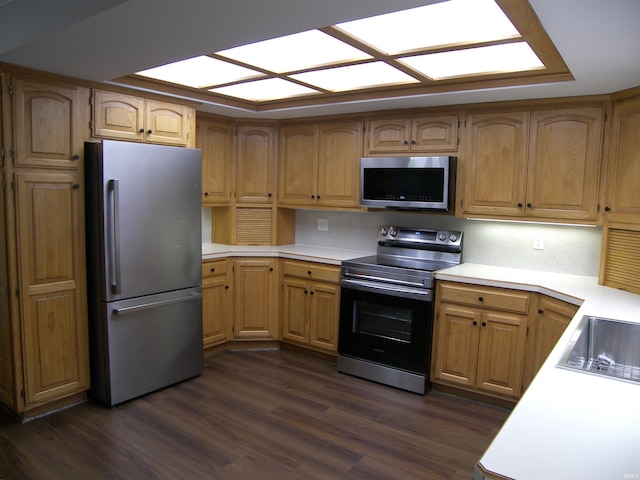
0,72,90,417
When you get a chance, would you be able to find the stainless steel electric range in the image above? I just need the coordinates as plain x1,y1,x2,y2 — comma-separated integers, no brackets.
337,225,463,394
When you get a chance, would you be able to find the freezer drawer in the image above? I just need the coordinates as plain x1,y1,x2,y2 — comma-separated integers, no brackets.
90,287,203,406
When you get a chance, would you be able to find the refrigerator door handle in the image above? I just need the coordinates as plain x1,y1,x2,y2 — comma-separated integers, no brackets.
112,292,203,314
108,179,121,294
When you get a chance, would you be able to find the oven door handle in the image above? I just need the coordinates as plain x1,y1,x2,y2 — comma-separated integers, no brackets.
340,278,432,301
342,272,425,288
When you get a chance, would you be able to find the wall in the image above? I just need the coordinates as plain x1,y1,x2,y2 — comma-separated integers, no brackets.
294,209,602,277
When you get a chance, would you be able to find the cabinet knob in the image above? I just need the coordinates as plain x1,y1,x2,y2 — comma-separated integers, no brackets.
72,154,80,160
269,267,274,272
204,192,209,196
473,321,478,326
481,322,487,327
311,195,315,199
411,140,416,145
310,291,314,295
527,203,533,208
210,268,215,272
517,203,523,208
147,129,153,135
478,296,484,302
307,270,312,275
72,184,80,190
403,140,409,145
225,285,229,289
304,289,308,294
268,193,272,197
605,206,611,212
538,309,544,314
139,128,145,134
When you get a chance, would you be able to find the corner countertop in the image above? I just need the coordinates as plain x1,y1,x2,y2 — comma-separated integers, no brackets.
202,243,371,266
435,264,640,480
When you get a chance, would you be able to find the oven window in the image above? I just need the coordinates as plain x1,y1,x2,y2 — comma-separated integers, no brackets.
356,300,413,343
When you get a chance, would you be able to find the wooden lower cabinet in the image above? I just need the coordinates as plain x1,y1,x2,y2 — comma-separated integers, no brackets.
201,259,232,348
233,258,279,340
281,260,340,354
432,282,530,400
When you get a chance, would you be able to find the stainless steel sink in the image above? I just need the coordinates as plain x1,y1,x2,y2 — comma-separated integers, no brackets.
556,316,640,384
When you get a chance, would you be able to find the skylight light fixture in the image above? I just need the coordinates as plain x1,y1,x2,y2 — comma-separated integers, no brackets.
290,62,420,92
336,0,520,55
216,29,371,73
136,55,263,88
400,42,544,80
209,78,320,102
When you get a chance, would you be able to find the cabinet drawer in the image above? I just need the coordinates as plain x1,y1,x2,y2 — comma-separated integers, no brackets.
282,260,340,283
202,259,228,279
439,282,530,314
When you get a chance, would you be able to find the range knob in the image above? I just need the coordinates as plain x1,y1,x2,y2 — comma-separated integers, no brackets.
380,227,388,236
449,234,458,242
389,227,398,237
438,232,447,241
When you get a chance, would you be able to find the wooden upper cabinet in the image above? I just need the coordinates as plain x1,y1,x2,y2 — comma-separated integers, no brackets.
14,171,89,408
197,117,232,205
527,107,603,221
463,111,529,217
605,95,640,217
93,90,192,146
13,78,88,169
235,124,276,204
278,120,362,209
317,120,362,208
278,123,318,207
463,105,604,223
365,114,458,154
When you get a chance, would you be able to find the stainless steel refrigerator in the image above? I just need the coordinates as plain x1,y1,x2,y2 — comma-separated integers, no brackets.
84,139,203,406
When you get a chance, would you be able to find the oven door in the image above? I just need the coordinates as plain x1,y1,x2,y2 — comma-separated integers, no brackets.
338,283,433,374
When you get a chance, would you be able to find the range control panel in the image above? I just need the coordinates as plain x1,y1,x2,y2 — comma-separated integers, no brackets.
376,225,463,250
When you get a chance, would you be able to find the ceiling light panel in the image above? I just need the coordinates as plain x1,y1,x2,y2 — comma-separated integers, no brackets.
336,0,520,55
290,62,420,92
400,42,544,79
136,55,263,88
209,78,320,102
216,30,372,73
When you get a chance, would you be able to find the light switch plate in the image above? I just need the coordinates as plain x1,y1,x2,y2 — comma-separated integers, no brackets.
533,237,544,250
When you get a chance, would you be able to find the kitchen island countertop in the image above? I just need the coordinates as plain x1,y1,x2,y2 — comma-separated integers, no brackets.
435,263,640,480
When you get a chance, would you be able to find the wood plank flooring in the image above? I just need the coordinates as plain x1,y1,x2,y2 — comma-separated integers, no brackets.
0,350,510,480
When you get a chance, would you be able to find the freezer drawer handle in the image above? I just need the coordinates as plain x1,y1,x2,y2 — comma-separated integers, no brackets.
108,179,121,294
112,292,203,314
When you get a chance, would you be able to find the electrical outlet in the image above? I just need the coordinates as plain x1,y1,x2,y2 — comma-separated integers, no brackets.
533,237,545,250
317,218,329,232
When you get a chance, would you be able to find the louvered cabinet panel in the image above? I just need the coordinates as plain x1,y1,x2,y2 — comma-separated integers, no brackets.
235,207,272,245
600,223,640,294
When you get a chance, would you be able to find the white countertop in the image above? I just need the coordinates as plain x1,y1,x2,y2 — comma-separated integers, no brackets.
202,243,371,266
435,264,640,480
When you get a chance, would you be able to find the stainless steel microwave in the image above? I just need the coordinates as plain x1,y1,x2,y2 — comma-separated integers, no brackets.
360,156,456,211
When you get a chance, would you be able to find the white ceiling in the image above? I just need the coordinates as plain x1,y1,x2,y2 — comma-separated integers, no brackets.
1,0,639,119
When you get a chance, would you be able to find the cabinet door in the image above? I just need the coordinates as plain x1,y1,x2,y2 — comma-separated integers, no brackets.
463,112,529,216
236,124,275,204
606,96,640,216
92,90,145,142
277,124,317,206
15,172,89,407
317,121,362,208
532,296,578,373
233,259,278,339
411,115,458,152
202,274,231,348
476,312,527,398
527,107,603,221
366,118,411,153
197,118,232,204
309,281,340,352
0,171,12,407
14,79,87,169
145,100,190,146
281,276,310,344
433,304,481,388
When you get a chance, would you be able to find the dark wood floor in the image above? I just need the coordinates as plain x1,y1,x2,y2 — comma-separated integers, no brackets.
0,350,509,480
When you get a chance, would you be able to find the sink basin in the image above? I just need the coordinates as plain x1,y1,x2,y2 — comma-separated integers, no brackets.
556,316,640,384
